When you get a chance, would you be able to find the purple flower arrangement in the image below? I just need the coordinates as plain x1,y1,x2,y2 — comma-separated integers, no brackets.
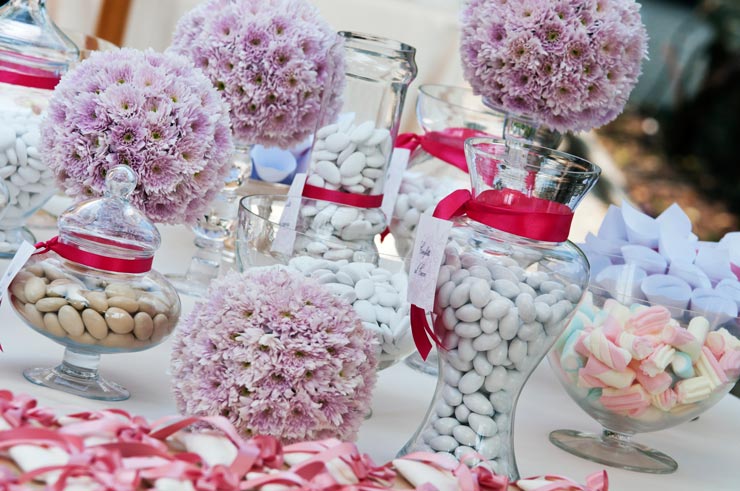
170,268,378,443
40,48,233,225
460,0,648,133
170,0,344,149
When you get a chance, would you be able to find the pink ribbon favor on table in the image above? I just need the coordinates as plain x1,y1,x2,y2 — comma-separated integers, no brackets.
407,189,575,360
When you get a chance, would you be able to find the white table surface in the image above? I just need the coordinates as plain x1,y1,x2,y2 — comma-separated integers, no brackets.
0,222,738,490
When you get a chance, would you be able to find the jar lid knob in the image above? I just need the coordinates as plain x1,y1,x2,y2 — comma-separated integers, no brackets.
104,165,137,200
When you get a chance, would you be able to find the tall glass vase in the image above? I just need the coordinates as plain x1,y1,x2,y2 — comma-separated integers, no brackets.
167,144,251,297
399,138,600,480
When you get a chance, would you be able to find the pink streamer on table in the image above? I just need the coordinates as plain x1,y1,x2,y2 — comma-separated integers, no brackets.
0,390,57,428
410,188,574,359
396,128,491,173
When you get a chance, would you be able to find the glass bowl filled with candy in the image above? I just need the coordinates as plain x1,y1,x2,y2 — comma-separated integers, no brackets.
236,194,414,370
548,260,740,474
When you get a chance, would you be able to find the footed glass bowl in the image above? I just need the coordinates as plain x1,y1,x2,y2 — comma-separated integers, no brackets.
548,272,740,474
236,194,414,370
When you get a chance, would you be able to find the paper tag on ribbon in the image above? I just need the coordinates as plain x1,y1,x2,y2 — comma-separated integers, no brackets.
271,173,307,256
0,241,36,302
381,147,410,222
407,214,452,312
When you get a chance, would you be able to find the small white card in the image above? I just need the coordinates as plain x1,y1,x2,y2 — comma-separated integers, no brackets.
0,241,37,302
407,214,452,312
381,147,410,222
270,173,307,257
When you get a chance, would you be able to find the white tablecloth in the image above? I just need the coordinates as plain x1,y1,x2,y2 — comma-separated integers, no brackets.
0,222,738,490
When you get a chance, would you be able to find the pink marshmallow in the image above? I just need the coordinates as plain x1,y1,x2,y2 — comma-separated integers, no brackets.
640,344,676,377
705,331,726,359
662,324,702,361
580,356,635,389
578,372,609,389
585,330,632,371
696,346,729,389
719,350,740,379
626,305,672,336
652,388,678,412
635,368,673,395
574,331,591,358
601,315,623,343
600,384,651,415
617,332,656,360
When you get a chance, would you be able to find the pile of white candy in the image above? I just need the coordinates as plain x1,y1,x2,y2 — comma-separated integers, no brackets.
308,115,392,196
0,110,55,246
288,255,414,369
392,172,462,257
415,248,580,473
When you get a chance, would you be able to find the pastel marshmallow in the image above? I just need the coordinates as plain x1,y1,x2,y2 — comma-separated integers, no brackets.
584,329,632,371
560,329,586,373
670,351,695,379
719,350,740,379
626,305,672,336
600,384,651,414
705,331,727,359
675,376,712,404
617,331,655,360
695,347,729,390
651,388,678,412
634,366,672,395
687,316,710,345
661,324,702,361
640,344,676,377
579,356,635,389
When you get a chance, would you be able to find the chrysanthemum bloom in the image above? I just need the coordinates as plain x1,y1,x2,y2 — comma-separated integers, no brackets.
171,268,378,443
41,48,233,225
170,0,344,149
461,0,648,133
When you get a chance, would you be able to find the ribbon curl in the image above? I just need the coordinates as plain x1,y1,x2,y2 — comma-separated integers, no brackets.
396,128,491,173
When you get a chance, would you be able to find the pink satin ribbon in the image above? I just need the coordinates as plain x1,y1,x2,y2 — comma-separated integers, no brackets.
411,188,575,359
34,236,154,274
302,183,383,209
0,59,60,90
396,128,491,173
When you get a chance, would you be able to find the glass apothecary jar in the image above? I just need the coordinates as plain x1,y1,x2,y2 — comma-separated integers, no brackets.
399,138,600,480
8,165,180,401
0,0,79,255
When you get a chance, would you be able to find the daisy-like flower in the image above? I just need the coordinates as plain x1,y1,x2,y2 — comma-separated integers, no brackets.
170,268,378,443
40,48,233,225
460,0,648,133
170,0,345,149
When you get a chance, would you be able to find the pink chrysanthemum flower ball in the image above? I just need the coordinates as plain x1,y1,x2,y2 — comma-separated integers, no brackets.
170,0,344,149
170,268,378,443
40,48,233,225
460,0,648,133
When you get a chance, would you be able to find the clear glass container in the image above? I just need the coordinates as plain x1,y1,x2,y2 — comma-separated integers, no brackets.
548,260,740,474
0,0,79,256
8,165,181,401
237,194,415,369
399,138,600,480
302,32,417,253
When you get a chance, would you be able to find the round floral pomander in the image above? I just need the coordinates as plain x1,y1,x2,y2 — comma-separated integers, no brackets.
171,268,378,443
461,0,648,133
170,0,344,149
40,48,233,225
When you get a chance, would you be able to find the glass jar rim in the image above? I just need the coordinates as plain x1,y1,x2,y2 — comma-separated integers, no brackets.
419,84,505,118
338,31,415,56
465,137,601,177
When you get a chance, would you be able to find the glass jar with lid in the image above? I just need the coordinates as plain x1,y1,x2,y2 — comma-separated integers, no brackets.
8,165,180,401
0,0,79,255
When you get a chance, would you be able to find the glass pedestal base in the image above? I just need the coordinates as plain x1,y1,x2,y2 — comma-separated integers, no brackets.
23,349,130,401
549,429,678,474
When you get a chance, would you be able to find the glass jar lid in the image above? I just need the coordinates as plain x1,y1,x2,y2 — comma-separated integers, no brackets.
57,165,160,262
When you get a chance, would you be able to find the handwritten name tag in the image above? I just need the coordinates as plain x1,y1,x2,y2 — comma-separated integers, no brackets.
407,214,452,312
